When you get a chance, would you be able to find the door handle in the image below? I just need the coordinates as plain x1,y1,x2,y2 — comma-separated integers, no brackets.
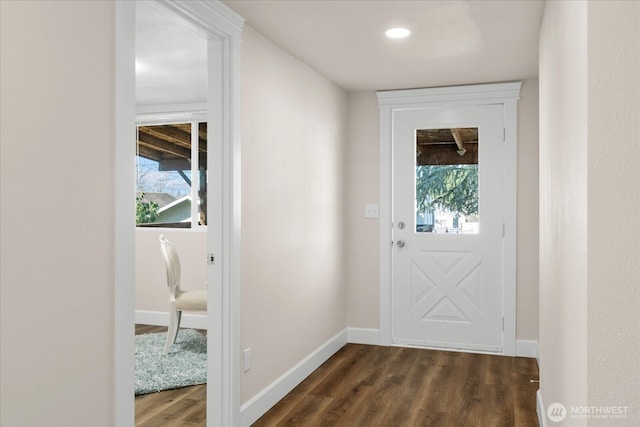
396,240,405,248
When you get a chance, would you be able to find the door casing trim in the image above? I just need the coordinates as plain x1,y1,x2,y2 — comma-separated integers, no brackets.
376,82,522,355
114,1,244,425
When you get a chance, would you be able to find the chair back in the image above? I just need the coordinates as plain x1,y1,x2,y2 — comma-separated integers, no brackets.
159,234,181,294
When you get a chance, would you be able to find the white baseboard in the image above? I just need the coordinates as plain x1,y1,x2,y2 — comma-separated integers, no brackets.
346,330,538,359
516,339,539,359
240,329,348,427
135,310,208,330
537,389,546,427
347,327,380,345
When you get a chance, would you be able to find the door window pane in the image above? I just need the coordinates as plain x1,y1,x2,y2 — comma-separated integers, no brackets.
415,128,479,234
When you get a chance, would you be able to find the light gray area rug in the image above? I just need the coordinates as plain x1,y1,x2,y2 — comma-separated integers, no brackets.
135,329,207,395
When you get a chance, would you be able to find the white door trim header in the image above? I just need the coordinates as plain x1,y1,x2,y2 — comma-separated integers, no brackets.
376,82,521,355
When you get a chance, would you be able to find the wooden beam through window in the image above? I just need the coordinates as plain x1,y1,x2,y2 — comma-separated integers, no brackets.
450,128,466,156
416,127,478,166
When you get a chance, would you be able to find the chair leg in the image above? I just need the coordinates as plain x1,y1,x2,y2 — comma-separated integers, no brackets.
175,311,182,337
164,306,181,354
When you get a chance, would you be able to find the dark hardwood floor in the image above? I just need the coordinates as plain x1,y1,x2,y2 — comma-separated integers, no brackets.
135,325,539,427
253,344,539,427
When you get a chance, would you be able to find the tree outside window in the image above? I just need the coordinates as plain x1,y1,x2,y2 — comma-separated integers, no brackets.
415,127,479,234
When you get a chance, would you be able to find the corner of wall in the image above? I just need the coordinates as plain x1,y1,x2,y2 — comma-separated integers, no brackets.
537,389,547,427
240,329,347,427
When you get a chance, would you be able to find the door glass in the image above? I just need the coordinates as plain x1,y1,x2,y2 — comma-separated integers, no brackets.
415,128,479,234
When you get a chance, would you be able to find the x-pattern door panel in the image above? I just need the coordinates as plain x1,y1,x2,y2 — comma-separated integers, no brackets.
411,249,481,324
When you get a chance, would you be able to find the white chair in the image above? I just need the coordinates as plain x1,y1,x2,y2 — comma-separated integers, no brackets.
159,234,207,354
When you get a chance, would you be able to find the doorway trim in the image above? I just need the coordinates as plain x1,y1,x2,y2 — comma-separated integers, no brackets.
114,1,244,425
376,82,521,355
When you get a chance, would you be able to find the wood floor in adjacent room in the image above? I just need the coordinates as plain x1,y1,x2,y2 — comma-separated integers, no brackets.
135,325,206,427
135,325,539,427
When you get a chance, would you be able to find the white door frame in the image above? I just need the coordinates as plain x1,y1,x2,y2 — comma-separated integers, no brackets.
376,82,521,356
114,1,244,425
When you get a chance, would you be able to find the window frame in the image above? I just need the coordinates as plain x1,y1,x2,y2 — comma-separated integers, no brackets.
135,110,207,230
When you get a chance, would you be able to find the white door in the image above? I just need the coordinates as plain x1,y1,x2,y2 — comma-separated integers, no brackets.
392,105,504,353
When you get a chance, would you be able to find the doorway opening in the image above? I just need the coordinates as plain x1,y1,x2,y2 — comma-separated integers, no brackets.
134,2,209,423
114,1,244,425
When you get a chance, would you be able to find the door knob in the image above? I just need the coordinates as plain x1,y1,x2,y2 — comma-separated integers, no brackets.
397,240,405,248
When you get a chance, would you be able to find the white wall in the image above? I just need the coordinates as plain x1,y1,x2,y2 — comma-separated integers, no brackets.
587,2,639,423
345,80,540,342
345,92,380,328
0,1,116,425
539,1,589,417
539,0,640,424
240,26,348,404
135,229,207,313
516,79,540,341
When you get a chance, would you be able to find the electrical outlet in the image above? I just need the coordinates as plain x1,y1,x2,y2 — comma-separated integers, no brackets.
243,348,251,372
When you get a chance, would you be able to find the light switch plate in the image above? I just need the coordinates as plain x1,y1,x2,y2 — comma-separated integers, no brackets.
365,203,379,218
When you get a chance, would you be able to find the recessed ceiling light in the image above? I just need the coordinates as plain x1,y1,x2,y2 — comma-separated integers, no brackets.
385,27,411,39
135,60,146,73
